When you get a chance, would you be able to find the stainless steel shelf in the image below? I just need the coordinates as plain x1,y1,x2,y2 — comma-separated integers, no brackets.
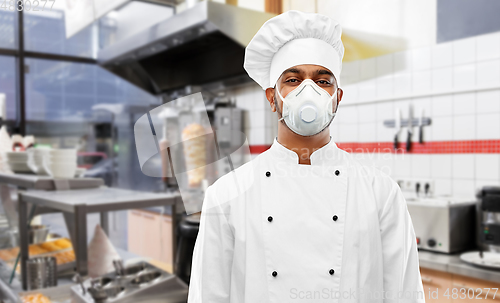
0,173,104,190
20,188,180,213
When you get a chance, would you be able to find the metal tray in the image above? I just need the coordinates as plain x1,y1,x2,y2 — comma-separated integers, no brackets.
71,262,188,303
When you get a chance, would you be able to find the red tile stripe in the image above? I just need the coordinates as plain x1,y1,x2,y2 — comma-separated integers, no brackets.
250,140,500,154
249,145,271,154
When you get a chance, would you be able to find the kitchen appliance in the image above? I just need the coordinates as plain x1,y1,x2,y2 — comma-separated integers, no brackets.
213,104,245,179
98,1,275,94
406,196,476,254
71,261,188,303
476,186,500,253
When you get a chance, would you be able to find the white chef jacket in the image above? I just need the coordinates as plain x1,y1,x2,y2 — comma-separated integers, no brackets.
188,136,425,303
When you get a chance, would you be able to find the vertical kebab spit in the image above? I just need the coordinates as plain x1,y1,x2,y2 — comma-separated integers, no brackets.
182,123,207,187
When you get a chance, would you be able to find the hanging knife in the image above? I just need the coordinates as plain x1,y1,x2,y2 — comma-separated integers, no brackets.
394,109,402,151
418,108,425,144
406,105,413,152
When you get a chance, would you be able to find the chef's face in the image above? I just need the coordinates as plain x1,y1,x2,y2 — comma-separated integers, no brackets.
265,64,343,116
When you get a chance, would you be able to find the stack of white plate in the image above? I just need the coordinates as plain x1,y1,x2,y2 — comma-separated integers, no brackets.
5,151,31,173
43,149,78,179
27,148,51,175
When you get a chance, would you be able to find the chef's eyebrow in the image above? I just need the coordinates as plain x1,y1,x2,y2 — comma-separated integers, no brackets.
282,68,334,77
315,69,334,77
282,67,302,75
279,67,337,87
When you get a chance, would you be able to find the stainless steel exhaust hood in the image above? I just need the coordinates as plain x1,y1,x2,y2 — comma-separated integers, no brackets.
97,1,275,95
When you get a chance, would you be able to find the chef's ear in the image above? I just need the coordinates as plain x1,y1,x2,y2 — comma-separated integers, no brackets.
265,87,277,112
337,87,343,105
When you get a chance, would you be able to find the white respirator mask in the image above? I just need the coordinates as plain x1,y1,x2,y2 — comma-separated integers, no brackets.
276,79,338,136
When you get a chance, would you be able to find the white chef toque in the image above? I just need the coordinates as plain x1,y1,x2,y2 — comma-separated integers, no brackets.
243,10,345,90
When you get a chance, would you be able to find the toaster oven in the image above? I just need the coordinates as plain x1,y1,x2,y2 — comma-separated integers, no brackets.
405,196,476,254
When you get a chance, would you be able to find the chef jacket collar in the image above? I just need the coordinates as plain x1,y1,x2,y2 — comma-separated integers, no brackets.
269,135,344,166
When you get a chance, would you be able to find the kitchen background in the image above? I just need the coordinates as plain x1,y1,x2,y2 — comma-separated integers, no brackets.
231,0,500,200
0,0,500,302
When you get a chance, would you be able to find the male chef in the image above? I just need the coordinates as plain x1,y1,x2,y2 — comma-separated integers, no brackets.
188,10,425,303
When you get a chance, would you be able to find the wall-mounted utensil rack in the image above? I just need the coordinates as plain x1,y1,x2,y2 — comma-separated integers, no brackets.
383,118,432,128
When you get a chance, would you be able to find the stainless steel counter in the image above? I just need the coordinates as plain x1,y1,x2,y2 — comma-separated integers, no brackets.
0,248,145,303
418,250,500,283
0,173,104,190
18,188,182,290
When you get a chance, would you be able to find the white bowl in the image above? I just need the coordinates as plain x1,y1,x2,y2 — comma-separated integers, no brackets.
27,154,49,175
44,159,77,167
44,162,77,179
45,166,77,179
8,162,32,173
47,155,77,162
44,160,77,169
49,149,77,157
32,148,50,162
6,151,28,160
8,159,29,164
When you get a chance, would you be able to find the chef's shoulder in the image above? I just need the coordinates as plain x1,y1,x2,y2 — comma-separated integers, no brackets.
204,155,260,207
343,151,400,210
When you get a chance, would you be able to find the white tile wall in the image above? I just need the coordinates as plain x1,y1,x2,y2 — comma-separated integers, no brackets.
431,67,453,92
430,116,453,141
431,155,452,179
340,84,359,103
451,154,475,180
233,31,500,197
358,123,377,143
453,64,476,90
452,37,476,65
358,79,377,102
357,103,376,123
340,61,360,85
431,95,453,117
453,114,476,140
452,93,475,115
476,32,500,61
338,124,359,142
431,43,453,68
476,90,500,113
411,155,431,178
376,54,394,76
360,58,377,80
393,72,412,96
452,179,476,198
476,113,500,139
477,59,500,87
392,153,412,178
411,47,432,71
394,50,413,73
412,70,432,94
475,154,500,180
376,75,394,99
434,179,452,196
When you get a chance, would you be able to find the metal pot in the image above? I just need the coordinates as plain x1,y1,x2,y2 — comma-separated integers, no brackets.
29,225,49,244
